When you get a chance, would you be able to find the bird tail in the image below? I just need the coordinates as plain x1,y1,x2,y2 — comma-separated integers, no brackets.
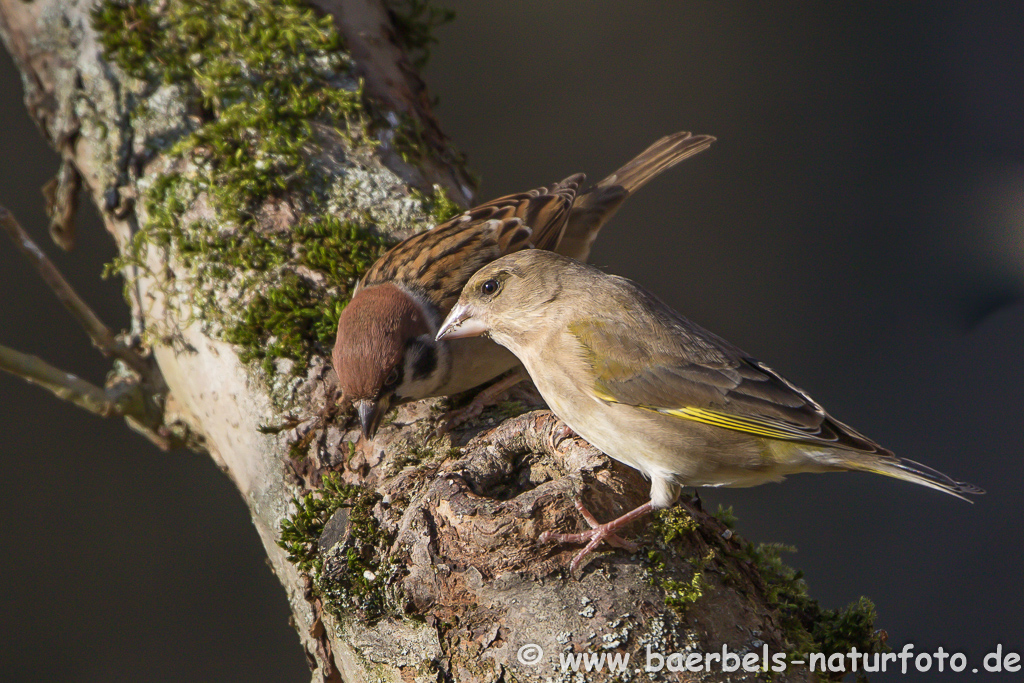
598,131,716,195
557,131,715,261
839,453,985,502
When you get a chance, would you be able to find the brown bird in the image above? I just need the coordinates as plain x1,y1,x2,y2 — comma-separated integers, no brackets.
333,131,715,439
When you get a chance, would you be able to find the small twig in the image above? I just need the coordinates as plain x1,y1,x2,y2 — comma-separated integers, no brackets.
0,202,151,378
0,343,117,417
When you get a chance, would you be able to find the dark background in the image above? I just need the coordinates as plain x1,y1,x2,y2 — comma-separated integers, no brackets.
2,2,1021,681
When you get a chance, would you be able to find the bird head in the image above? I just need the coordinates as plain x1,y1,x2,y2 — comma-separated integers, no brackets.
436,249,575,347
332,283,440,439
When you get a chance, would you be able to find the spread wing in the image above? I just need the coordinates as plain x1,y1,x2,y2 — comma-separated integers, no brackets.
569,285,891,455
360,175,583,311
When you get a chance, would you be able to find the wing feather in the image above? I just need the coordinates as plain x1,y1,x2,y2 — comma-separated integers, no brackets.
569,282,891,455
359,176,582,311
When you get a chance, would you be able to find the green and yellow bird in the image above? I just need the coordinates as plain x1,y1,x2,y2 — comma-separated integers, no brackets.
436,249,983,571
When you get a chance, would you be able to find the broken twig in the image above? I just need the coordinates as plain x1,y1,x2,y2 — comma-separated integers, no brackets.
0,343,117,417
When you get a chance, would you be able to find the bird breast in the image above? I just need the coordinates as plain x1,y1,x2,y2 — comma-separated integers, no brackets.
431,336,520,397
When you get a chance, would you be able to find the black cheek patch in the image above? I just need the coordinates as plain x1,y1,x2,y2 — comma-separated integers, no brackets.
409,341,438,381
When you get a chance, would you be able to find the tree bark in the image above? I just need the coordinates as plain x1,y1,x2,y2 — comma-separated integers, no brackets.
0,2,873,681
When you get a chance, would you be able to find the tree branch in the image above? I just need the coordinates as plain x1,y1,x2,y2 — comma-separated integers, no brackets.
0,203,151,378
0,343,116,417
310,0,475,204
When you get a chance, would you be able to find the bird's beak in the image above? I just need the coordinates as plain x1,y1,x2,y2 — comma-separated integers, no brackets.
436,301,488,341
355,397,389,440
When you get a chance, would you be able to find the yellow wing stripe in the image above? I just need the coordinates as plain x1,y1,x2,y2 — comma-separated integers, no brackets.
659,407,799,440
657,406,811,441
591,386,816,443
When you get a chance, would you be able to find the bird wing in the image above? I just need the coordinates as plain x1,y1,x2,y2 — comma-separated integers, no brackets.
464,173,584,252
359,176,583,311
568,292,891,455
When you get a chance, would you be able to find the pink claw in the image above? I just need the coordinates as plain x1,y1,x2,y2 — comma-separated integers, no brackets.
540,500,654,571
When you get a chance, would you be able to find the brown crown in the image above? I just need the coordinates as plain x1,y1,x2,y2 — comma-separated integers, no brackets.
332,283,429,400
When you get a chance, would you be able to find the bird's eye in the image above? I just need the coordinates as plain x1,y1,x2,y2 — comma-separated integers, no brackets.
481,279,499,296
384,368,400,387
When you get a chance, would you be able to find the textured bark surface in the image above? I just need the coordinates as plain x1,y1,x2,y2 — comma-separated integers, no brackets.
0,2,829,681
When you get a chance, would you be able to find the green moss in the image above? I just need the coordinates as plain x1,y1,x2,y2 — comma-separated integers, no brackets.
713,503,738,530
647,507,711,611
92,0,461,381
661,571,708,610
317,538,399,622
278,473,397,620
653,505,700,543
91,1,163,78
410,184,462,225
222,217,390,375
93,0,345,85
278,473,366,571
738,541,887,680
648,505,886,678
409,436,460,462
386,110,471,179
383,436,459,477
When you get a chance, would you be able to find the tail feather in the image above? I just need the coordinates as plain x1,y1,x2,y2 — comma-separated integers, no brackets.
557,131,715,261
844,454,985,502
597,131,716,195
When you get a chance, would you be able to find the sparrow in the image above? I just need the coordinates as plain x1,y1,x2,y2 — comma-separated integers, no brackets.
436,250,984,571
333,131,715,439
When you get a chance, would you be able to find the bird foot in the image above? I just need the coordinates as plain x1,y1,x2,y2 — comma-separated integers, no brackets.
539,499,653,572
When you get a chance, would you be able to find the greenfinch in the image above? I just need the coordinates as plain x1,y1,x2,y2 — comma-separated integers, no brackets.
436,250,983,570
